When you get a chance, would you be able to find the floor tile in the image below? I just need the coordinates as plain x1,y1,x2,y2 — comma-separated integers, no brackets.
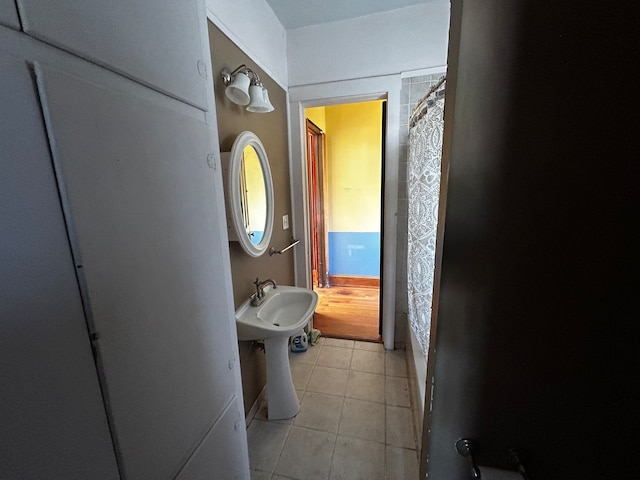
250,470,271,480
350,349,385,374
294,392,343,433
324,338,354,349
385,375,411,407
246,419,290,473
330,436,384,480
289,344,320,365
338,398,385,443
385,350,408,377
317,346,353,369
275,426,336,480
386,405,416,449
354,341,384,352
290,362,313,390
248,333,421,480
386,446,419,480
345,370,385,404
254,395,296,424
307,366,349,396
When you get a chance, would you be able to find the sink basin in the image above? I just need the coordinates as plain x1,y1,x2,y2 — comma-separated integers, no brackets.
235,286,318,341
235,285,318,420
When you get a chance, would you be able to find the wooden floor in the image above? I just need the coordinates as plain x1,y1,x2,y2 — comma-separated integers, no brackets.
312,286,381,343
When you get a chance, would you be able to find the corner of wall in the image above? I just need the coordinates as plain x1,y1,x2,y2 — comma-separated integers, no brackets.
205,0,288,89
286,3,450,87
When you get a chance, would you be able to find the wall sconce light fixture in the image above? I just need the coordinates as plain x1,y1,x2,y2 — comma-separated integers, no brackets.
221,65,274,113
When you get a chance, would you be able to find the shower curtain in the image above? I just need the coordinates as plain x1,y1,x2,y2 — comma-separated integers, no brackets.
407,92,445,357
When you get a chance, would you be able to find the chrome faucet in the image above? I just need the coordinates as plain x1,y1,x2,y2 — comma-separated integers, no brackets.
251,278,277,306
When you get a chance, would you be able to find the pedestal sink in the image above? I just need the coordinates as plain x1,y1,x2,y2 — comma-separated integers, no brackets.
235,285,318,419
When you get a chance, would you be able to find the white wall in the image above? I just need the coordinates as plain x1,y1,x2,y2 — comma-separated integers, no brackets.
288,76,401,350
287,2,450,87
204,1,450,89
205,0,288,88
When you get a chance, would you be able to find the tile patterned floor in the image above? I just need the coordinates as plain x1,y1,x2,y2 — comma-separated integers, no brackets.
247,337,419,480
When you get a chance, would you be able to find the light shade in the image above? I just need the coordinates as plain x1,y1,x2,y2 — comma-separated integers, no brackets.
247,85,275,113
221,65,275,113
225,71,251,106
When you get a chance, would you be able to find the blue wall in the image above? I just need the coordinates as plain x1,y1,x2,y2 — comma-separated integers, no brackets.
328,232,380,277
249,230,264,244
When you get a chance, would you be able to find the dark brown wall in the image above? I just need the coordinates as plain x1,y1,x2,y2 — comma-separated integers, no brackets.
427,1,637,478
208,22,295,414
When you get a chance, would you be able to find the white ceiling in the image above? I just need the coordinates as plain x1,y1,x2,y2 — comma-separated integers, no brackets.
265,0,429,29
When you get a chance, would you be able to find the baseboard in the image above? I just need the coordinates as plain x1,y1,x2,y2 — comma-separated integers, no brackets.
245,385,266,428
328,275,380,287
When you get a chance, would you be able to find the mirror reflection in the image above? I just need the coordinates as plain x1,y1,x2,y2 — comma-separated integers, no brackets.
222,130,274,257
240,145,267,245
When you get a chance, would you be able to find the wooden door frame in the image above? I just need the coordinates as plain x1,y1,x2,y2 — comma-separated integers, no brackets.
288,76,401,350
305,119,329,288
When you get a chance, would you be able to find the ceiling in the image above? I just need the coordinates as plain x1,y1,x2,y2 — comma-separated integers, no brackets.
265,0,429,30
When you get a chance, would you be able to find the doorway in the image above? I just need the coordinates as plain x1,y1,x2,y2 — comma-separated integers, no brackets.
304,100,384,342
288,77,400,350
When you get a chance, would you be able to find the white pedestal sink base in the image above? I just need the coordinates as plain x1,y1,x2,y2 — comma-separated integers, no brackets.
234,286,318,420
264,336,300,420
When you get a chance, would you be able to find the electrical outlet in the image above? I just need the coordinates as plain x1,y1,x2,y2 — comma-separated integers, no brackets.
282,215,289,230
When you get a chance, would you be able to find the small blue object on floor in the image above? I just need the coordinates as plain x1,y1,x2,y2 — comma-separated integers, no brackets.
290,331,308,352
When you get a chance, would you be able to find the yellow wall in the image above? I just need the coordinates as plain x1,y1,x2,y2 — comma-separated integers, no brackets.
305,106,326,132
324,101,383,232
242,146,267,239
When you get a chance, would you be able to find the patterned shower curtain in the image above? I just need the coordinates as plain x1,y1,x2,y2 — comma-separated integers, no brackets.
407,95,445,357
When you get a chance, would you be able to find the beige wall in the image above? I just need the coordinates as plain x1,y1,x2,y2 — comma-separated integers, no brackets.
208,22,295,414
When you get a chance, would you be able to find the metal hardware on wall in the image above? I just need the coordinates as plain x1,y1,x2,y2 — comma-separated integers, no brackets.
456,438,481,479
197,60,207,79
220,64,274,113
507,448,531,480
269,238,300,256
456,439,531,480
207,153,216,169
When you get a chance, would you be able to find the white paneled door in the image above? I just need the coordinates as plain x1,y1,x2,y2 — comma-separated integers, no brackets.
0,50,120,480
0,0,20,29
18,0,210,109
35,63,245,479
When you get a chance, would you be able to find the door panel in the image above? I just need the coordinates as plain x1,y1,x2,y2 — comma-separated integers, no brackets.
0,0,20,29
306,119,328,287
36,64,239,479
17,0,208,109
0,52,119,479
175,396,249,480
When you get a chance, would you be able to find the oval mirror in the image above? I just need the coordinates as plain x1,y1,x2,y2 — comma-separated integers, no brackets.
222,131,274,257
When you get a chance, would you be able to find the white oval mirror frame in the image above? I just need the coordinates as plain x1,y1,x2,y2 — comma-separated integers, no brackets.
227,131,274,257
